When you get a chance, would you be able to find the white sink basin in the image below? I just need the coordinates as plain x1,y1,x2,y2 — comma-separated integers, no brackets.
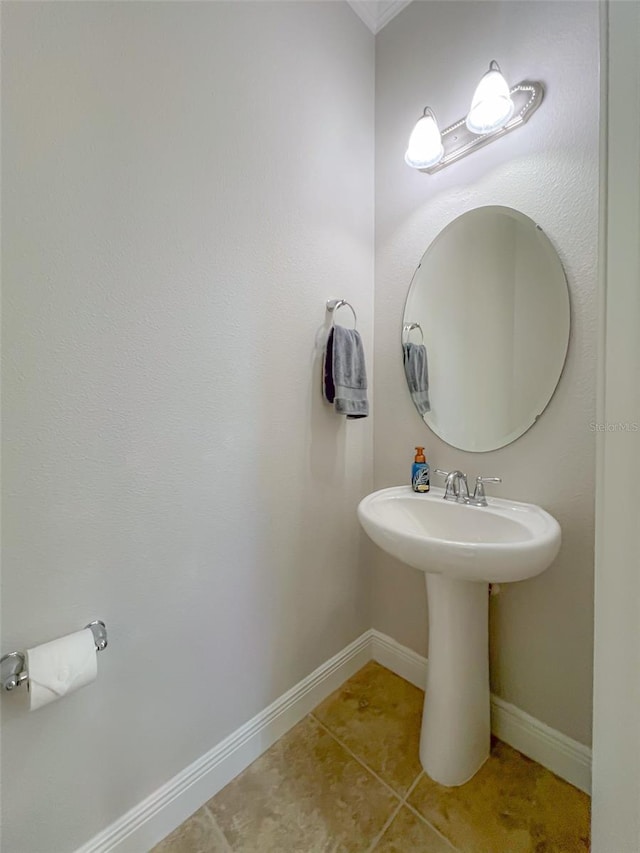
357,485,561,582
357,484,561,788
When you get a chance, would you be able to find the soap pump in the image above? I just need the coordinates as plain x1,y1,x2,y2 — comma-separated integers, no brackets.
411,446,430,493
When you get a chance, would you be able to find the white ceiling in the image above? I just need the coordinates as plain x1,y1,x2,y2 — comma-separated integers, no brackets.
346,0,413,34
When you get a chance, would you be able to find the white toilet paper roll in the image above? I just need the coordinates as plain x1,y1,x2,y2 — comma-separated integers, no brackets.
26,628,97,711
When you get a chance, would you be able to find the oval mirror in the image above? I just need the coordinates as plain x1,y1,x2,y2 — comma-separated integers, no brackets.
402,206,570,452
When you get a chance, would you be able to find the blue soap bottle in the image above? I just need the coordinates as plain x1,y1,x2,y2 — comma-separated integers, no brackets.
412,446,430,493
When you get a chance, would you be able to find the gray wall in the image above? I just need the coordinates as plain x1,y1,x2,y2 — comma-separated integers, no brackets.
1,4,374,851
373,0,599,747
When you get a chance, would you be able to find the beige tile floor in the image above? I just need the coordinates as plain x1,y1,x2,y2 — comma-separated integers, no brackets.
152,662,590,852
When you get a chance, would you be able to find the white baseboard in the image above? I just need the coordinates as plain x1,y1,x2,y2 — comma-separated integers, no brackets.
75,631,371,853
370,630,592,795
77,628,591,853
490,694,592,795
370,629,428,689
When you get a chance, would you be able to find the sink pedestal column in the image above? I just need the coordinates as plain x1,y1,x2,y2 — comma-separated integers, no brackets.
420,573,490,786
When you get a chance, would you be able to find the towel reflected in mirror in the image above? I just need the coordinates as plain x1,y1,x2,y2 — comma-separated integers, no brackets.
403,342,430,415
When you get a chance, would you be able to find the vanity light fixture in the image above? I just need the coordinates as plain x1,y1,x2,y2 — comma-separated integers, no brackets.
404,107,444,170
405,61,543,175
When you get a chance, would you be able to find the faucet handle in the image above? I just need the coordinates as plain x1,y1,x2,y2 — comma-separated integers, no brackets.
433,470,453,496
472,476,502,506
434,469,456,501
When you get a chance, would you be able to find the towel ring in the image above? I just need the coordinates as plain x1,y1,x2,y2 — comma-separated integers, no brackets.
403,322,424,344
326,299,357,330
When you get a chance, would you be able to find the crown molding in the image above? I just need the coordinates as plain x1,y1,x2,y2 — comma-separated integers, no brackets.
347,0,413,34
375,0,413,32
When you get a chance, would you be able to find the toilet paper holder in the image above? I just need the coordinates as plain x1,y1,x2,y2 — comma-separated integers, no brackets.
0,620,108,692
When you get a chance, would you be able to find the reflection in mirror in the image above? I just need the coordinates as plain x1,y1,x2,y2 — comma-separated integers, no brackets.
403,207,570,452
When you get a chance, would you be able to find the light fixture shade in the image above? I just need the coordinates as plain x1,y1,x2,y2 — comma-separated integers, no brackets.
466,61,515,135
405,108,444,170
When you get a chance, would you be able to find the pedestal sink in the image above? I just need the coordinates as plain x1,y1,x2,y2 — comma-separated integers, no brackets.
357,485,561,787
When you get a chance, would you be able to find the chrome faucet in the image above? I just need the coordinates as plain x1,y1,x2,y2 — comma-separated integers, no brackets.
434,469,470,503
435,470,502,506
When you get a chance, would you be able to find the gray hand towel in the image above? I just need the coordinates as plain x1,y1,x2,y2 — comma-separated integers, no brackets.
403,342,430,415
324,326,369,419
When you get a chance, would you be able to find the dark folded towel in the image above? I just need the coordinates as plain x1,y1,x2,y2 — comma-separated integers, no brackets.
323,326,369,419
403,342,430,415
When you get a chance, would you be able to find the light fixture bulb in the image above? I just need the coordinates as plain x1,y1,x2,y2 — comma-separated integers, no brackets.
404,108,444,170
466,60,515,135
